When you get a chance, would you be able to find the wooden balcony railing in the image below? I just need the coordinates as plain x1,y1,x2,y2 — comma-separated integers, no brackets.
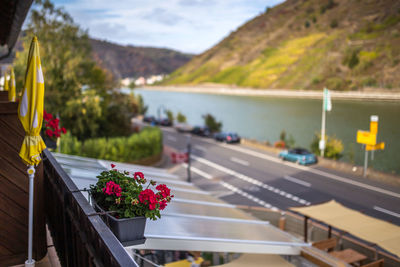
43,149,138,267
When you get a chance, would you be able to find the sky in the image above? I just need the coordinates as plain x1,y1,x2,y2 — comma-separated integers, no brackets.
51,0,285,54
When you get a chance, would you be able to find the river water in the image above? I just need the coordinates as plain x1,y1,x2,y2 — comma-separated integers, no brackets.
134,88,400,175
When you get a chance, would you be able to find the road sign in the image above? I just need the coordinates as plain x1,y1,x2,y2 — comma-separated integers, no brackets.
370,115,378,135
366,142,385,151
357,130,376,145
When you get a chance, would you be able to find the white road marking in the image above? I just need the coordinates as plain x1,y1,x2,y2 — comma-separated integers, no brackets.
194,145,207,152
283,176,311,187
192,155,311,206
186,165,213,180
199,140,400,199
373,206,400,218
230,157,250,166
167,135,177,142
188,165,278,210
220,181,279,211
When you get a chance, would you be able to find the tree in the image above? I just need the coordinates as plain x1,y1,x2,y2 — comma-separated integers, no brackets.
177,112,187,123
203,113,222,133
164,109,174,123
15,0,143,140
136,94,148,115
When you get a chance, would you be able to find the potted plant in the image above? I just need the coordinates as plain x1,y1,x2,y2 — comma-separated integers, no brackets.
42,110,66,149
89,164,174,245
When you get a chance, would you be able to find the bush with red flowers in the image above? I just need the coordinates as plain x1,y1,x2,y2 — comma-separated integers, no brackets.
42,110,67,139
89,164,173,220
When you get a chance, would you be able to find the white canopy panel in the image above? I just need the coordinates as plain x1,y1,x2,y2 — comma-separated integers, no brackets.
53,152,309,255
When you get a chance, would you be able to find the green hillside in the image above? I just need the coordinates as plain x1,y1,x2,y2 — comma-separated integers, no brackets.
164,0,400,90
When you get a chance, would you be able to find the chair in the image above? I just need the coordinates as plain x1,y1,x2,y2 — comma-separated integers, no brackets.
361,259,384,267
312,237,337,251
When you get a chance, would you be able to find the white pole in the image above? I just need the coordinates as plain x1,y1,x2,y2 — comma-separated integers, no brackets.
25,165,36,267
320,93,326,157
363,149,368,178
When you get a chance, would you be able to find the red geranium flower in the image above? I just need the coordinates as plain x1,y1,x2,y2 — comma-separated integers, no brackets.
45,129,53,137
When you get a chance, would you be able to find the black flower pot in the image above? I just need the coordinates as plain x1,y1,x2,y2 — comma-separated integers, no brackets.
92,199,146,246
41,130,57,149
43,136,57,149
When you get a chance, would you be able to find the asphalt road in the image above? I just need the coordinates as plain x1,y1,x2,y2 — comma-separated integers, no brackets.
160,126,400,226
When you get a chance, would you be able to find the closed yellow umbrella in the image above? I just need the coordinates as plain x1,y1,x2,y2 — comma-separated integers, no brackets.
17,36,46,267
9,67,16,101
3,68,9,91
18,36,46,165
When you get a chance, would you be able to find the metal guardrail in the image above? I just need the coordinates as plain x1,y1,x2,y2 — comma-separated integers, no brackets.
43,149,138,267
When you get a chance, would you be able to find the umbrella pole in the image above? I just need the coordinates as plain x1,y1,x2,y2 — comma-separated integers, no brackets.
25,165,35,267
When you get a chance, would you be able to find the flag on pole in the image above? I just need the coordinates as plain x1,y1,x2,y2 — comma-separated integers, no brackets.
8,67,16,102
18,36,46,165
323,88,332,111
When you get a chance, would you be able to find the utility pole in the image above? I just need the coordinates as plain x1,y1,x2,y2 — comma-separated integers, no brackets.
320,88,331,157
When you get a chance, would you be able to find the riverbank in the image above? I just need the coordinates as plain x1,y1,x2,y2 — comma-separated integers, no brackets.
144,85,400,101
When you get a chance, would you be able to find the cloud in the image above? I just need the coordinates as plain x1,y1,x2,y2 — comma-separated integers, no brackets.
52,0,285,53
143,7,185,26
178,0,216,6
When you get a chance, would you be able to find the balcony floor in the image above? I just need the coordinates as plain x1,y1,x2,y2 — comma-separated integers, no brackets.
10,225,61,267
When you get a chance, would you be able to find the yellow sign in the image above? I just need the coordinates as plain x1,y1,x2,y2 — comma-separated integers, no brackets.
370,121,378,135
357,130,376,145
366,142,385,151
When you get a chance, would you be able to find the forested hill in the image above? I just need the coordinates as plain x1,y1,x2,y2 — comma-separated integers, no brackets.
163,0,400,90
90,39,193,79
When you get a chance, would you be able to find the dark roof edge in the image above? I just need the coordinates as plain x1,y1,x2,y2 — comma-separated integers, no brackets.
1,0,33,60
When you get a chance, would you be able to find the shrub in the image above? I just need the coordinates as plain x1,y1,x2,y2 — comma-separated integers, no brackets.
310,133,343,160
203,113,222,133
326,77,345,90
60,127,162,162
362,77,377,87
343,49,360,69
279,130,286,142
177,112,187,123
330,19,338,28
165,109,174,122
278,130,295,148
274,140,286,148
305,21,310,28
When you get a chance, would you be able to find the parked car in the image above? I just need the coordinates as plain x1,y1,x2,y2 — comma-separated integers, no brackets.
191,126,211,137
214,132,241,144
159,118,173,126
279,148,317,165
174,123,193,133
143,115,157,124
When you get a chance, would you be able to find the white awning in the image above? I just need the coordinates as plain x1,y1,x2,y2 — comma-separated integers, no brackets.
53,152,309,255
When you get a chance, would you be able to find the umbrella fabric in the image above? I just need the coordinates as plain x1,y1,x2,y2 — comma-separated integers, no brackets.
3,69,9,91
8,67,16,101
18,36,46,165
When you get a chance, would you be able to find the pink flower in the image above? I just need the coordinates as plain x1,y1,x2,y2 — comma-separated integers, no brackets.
103,181,122,197
139,189,158,208
111,163,116,169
